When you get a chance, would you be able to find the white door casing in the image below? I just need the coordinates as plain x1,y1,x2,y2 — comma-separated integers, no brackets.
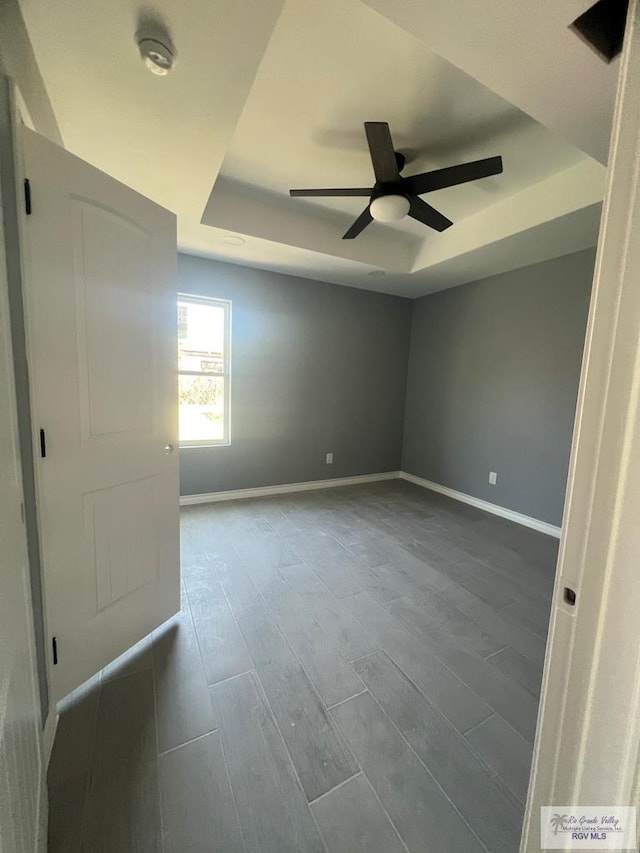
20,127,179,701
0,132,44,853
521,1,640,849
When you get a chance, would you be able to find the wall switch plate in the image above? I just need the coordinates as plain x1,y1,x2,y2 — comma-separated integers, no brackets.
489,471,497,485
326,452,334,464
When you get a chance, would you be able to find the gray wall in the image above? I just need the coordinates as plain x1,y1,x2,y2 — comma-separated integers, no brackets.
402,249,595,527
178,255,411,495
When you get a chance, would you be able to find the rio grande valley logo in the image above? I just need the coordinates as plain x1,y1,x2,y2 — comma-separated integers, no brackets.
541,807,637,849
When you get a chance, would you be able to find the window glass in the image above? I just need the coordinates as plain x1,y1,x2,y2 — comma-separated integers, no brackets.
178,296,230,446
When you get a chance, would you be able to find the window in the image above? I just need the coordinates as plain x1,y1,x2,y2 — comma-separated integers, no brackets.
178,295,231,446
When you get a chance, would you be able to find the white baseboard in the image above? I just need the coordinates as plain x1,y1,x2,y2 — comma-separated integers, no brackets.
398,471,562,538
42,708,58,768
36,770,48,853
180,471,401,506
179,468,561,538
36,710,59,852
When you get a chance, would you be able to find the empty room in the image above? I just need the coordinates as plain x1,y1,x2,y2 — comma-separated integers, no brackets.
2,1,640,852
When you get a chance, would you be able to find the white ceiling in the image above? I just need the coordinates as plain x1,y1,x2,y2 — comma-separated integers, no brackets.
362,0,619,166
18,0,615,297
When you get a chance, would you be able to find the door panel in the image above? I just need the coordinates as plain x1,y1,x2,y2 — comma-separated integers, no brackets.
87,476,159,611
20,126,179,700
73,201,155,438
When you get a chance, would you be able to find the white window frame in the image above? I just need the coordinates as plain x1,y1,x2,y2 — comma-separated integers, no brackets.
178,293,231,448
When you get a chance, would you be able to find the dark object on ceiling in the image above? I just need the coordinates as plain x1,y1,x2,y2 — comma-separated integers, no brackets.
289,121,503,240
570,0,629,63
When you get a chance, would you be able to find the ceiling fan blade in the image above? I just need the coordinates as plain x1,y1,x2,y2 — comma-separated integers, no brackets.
364,122,400,183
289,187,372,197
342,206,373,239
408,197,453,232
404,156,503,196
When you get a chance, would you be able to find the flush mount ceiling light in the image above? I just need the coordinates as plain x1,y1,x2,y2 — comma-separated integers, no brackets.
138,37,174,75
369,194,410,223
222,235,246,246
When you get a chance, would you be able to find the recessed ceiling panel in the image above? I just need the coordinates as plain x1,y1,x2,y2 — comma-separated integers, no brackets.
202,0,602,280
19,0,608,296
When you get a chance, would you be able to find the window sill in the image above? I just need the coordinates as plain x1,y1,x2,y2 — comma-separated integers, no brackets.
179,441,231,449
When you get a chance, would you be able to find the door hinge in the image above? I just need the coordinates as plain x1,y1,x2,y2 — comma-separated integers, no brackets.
23,178,32,215
39,428,46,458
52,636,58,666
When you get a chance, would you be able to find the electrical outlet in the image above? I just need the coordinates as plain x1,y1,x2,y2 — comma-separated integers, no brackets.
326,452,334,464
489,471,497,485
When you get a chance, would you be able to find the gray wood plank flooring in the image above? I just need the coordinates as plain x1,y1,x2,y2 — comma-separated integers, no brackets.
236,603,358,801
159,731,245,853
48,772,87,853
487,646,543,698
310,772,407,853
48,481,556,852
152,609,215,754
465,714,535,805
83,669,161,853
210,671,325,853
261,579,366,707
353,650,524,851
330,692,486,852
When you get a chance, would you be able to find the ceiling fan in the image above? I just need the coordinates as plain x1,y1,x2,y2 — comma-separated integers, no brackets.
289,122,503,240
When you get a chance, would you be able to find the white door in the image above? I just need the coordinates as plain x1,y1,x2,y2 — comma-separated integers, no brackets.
19,127,179,701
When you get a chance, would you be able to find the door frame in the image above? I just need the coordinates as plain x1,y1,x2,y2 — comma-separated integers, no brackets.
521,1,640,848
0,76,50,726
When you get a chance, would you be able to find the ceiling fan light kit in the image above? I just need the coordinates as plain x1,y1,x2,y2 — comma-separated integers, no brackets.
369,194,410,222
290,121,503,239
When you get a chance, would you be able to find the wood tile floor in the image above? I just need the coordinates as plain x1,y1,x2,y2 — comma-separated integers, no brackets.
48,481,557,852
